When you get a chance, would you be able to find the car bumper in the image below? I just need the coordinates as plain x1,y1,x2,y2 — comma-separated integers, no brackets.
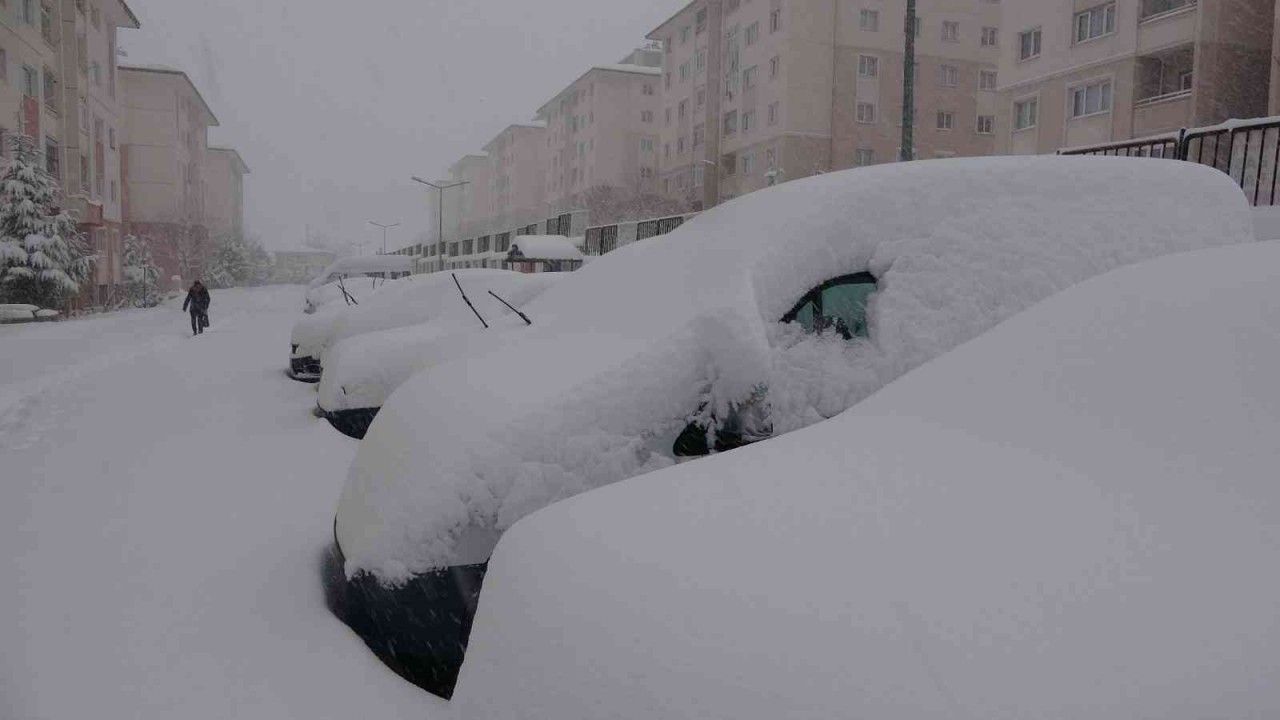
320,405,381,439
288,346,322,383
322,520,487,700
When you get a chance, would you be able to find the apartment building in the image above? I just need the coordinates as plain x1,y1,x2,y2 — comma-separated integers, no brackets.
0,0,138,305
481,123,547,233
997,0,1274,155
119,65,219,289
204,146,249,239
534,49,662,215
648,0,1000,206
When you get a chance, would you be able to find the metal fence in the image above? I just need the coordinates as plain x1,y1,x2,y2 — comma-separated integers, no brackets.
584,213,697,256
1059,116,1280,205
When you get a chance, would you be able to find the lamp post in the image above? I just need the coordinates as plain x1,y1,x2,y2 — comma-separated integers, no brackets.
698,158,718,210
368,220,399,254
411,177,470,264
900,0,917,162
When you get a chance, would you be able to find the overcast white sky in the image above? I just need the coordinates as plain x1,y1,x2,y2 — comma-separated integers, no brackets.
120,0,683,252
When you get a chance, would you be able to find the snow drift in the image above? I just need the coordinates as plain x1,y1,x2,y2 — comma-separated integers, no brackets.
455,240,1280,720
337,156,1255,581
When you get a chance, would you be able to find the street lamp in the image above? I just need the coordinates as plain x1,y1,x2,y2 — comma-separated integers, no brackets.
368,220,400,254
411,176,470,261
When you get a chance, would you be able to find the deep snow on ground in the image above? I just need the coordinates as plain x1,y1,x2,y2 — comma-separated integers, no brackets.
0,286,445,718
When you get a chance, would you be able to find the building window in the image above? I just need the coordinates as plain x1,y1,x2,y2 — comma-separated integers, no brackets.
110,179,117,203
769,55,780,79
1075,3,1116,43
941,21,959,42
696,86,706,107
768,101,779,125
90,3,100,29
696,7,707,34
696,49,706,73
665,107,672,125
938,64,958,87
936,111,955,130
44,136,58,176
642,83,654,96
693,164,704,186
640,138,654,152
664,72,671,89
856,102,876,124
854,148,874,166
681,25,691,44
769,9,781,32
981,27,998,46
21,0,34,24
913,16,923,37
21,65,37,97
741,152,754,176
723,110,738,135
746,21,759,45
641,110,653,123
1014,97,1038,130
678,99,688,119
1018,28,1042,60
980,69,998,90
79,153,89,192
677,136,686,154
0,48,6,82
41,67,57,110
664,142,670,158
858,55,879,77
722,152,736,175
679,61,690,82
1069,79,1113,118
743,65,757,89
976,115,995,134
90,61,100,86
860,9,879,31
742,109,754,132
693,123,704,146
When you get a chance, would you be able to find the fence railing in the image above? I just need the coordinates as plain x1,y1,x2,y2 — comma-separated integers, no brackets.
584,213,698,256
1059,116,1280,205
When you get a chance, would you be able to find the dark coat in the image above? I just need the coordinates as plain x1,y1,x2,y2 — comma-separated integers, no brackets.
183,284,211,313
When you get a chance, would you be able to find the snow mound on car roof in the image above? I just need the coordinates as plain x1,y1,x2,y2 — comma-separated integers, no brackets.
456,241,1280,719
307,255,412,288
338,156,1254,579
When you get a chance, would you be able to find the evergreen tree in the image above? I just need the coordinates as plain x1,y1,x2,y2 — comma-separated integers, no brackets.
121,234,162,307
0,134,93,308
205,232,251,288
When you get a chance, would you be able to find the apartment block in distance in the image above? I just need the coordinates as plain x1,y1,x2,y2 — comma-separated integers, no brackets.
204,146,249,239
120,65,219,289
534,46,663,215
997,0,1275,155
481,123,547,233
648,0,1001,207
0,0,139,306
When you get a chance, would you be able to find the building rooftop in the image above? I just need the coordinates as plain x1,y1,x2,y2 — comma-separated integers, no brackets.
120,64,220,126
208,146,251,174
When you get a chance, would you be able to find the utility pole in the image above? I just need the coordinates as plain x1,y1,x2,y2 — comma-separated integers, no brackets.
900,0,917,162
368,220,399,254
411,177,470,259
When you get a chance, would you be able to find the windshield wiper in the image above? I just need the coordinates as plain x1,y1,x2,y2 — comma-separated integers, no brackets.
452,273,489,329
487,290,532,326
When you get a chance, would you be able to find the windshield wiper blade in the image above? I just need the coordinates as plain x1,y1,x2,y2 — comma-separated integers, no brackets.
487,290,532,326
452,273,488,329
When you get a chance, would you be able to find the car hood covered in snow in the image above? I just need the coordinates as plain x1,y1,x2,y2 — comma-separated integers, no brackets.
455,241,1280,719
317,272,563,412
291,269,560,363
337,156,1254,581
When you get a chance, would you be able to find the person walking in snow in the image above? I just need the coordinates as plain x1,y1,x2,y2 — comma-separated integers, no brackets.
182,280,211,336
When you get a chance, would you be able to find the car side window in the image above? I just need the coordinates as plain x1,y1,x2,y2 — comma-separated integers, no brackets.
781,272,876,340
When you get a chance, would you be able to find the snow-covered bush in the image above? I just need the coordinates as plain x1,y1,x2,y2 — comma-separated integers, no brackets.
0,134,93,308
121,234,162,308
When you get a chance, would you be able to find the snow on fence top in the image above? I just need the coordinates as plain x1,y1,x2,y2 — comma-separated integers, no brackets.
509,235,584,261
337,155,1255,580
307,255,413,288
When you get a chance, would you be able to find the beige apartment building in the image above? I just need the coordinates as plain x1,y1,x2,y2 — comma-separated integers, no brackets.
534,49,663,215
204,146,248,239
481,123,547,233
0,0,138,305
119,64,219,288
648,0,1000,207
997,0,1275,155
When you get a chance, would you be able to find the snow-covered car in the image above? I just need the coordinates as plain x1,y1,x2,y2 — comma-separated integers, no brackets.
289,268,545,383
317,271,565,437
0,304,59,323
454,240,1280,719
324,156,1255,698
301,255,413,314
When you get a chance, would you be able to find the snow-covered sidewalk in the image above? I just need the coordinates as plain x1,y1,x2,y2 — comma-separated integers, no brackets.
0,286,446,718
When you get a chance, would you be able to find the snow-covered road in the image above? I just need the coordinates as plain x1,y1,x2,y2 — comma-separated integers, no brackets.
0,286,447,718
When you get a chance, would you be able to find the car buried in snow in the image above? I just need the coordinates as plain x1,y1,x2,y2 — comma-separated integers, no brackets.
301,254,413,314
322,156,1257,699
287,267,552,384
315,270,565,437
452,239,1280,719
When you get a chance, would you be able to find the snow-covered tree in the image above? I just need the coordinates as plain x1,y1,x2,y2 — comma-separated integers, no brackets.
121,234,162,307
0,134,93,308
205,232,251,288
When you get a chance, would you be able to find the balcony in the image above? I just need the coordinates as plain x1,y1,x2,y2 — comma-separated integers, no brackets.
1134,46,1195,135
1138,0,1197,54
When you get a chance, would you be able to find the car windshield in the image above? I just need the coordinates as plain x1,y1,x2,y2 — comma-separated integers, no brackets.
784,272,877,339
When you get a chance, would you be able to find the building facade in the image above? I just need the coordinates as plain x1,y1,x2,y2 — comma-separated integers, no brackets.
649,0,1000,207
534,56,662,215
119,65,218,289
204,146,248,239
996,0,1274,155
0,0,138,306
481,123,547,234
